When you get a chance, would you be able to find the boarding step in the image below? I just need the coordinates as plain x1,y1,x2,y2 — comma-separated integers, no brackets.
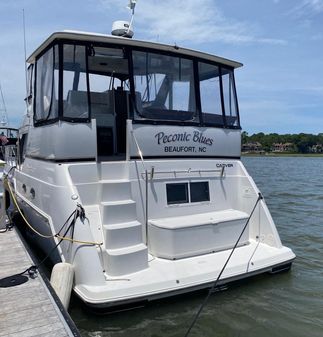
100,162,129,181
105,243,148,276
100,180,132,203
148,209,249,260
103,221,143,249
100,200,137,225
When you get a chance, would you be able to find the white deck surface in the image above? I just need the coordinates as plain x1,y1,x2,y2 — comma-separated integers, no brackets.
149,209,249,229
75,240,294,305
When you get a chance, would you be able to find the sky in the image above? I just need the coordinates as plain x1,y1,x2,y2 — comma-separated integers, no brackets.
0,0,323,134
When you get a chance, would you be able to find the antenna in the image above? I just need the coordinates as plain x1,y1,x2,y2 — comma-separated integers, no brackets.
0,81,8,126
127,0,138,35
22,9,28,104
127,0,137,14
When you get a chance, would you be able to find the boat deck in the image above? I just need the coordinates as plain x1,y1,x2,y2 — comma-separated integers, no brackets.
0,225,79,337
75,239,294,307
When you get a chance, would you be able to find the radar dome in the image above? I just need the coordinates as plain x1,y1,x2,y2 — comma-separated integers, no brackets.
111,21,134,38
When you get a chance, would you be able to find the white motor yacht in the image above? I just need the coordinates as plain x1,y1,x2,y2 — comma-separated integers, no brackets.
3,29,295,308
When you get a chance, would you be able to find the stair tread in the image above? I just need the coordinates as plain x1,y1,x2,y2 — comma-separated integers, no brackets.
106,243,147,255
100,179,130,184
84,205,100,211
101,199,135,206
103,221,141,230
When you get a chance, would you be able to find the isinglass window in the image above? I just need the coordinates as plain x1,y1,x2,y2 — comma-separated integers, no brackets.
132,51,198,122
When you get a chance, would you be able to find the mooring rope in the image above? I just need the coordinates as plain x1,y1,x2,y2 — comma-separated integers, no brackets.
0,206,79,287
0,167,105,287
3,174,102,246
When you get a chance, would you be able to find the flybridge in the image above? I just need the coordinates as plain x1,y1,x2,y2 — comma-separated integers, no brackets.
26,31,243,69
23,30,242,161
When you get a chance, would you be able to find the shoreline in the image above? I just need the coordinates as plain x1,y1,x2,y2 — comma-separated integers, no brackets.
242,153,323,157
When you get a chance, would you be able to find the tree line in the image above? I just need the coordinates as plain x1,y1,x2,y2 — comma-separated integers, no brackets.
242,132,323,153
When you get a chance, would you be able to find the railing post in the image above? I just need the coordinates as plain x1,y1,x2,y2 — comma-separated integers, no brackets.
145,169,149,246
131,130,149,247
221,166,225,177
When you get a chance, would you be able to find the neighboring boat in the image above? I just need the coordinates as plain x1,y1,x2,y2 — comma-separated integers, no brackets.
3,29,295,308
0,81,17,163
0,83,18,199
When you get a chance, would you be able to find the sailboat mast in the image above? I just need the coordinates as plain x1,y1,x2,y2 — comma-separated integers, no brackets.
0,81,8,126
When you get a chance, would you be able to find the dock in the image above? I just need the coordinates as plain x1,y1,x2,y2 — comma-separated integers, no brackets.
0,225,80,337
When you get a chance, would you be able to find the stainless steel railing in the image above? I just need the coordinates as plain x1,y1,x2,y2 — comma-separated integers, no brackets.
131,131,149,246
141,167,225,180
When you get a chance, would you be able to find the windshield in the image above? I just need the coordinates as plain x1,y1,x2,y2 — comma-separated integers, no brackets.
132,51,239,127
33,41,240,129
198,62,239,127
61,44,130,122
132,51,198,122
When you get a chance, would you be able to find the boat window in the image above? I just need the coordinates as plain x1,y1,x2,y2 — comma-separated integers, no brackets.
88,47,129,92
166,183,189,205
34,45,59,123
190,181,210,203
26,64,34,106
63,45,90,121
0,128,18,138
132,51,198,122
87,46,130,119
222,68,239,127
198,62,223,126
166,181,210,205
87,46,128,86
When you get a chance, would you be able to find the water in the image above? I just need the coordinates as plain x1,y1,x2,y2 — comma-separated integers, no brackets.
70,157,323,337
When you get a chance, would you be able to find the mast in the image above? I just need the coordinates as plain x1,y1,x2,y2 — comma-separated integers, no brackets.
0,81,8,126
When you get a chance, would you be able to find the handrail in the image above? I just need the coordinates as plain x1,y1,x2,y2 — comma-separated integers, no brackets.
130,130,149,246
130,130,146,171
141,167,225,180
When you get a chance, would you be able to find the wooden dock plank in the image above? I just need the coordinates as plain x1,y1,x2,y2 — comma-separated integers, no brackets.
0,294,52,315
0,314,62,336
35,329,70,337
0,303,55,326
0,228,79,337
3,322,67,337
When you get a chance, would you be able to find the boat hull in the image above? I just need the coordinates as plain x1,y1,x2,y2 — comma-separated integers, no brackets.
73,240,295,308
4,157,296,308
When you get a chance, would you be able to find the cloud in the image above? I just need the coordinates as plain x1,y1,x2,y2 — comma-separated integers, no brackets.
303,0,323,12
100,0,286,46
289,0,323,18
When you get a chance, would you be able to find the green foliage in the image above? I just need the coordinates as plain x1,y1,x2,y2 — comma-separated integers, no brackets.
242,132,322,153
